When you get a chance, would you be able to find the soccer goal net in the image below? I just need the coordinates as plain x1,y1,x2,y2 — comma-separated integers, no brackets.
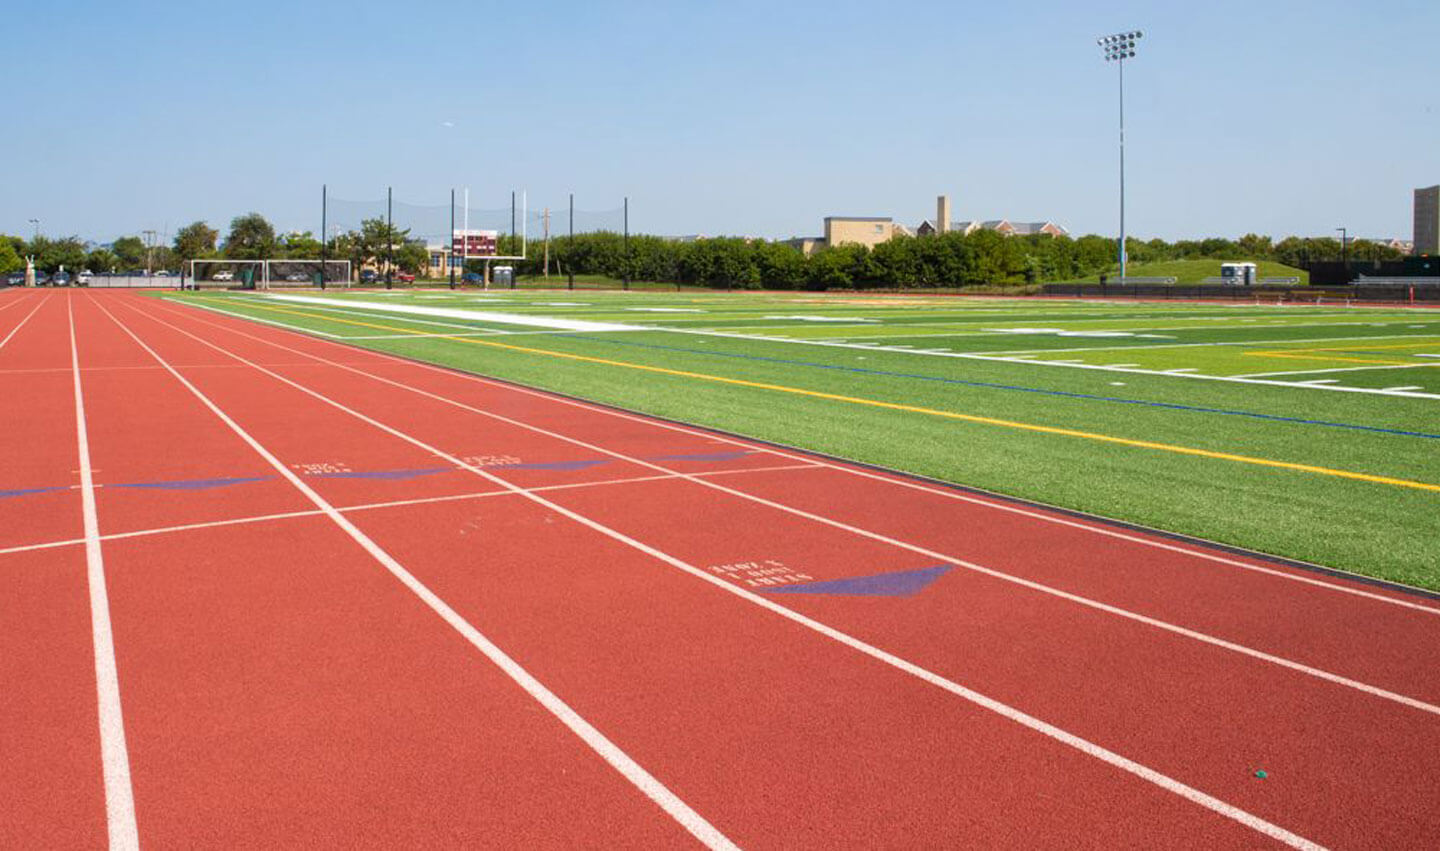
185,259,351,290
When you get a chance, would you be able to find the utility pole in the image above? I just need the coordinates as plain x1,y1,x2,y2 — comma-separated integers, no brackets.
568,193,575,290
142,229,157,277
543,207,551,278
623,196,630,290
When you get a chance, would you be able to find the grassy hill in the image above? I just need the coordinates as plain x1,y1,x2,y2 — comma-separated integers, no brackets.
1078,259,1309,285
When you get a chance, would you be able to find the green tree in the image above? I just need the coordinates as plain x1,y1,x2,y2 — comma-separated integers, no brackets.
173,221,219,264
112,236,147,269
224,213,277,259
0,238,21,274
30,236,87,272
281,230,323,258
395,240,429,275
86,248,119,273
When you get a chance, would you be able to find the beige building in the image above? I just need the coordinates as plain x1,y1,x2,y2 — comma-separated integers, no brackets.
1416,186,1439,255
785,217,903,256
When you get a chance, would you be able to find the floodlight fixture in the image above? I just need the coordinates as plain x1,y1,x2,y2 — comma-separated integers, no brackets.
1096,28,1144,282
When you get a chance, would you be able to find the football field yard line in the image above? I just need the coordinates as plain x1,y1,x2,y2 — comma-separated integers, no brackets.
131,296,1328,850
67,296,140,851
184,299,1440,489
95,295,743,851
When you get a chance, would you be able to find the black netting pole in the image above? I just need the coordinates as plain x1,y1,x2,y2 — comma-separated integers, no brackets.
320,184,327,290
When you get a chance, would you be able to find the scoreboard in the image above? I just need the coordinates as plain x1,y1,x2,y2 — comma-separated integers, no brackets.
452,229,498,257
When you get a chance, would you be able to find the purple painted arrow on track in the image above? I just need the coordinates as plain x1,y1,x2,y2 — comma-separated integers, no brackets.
761,565,953,597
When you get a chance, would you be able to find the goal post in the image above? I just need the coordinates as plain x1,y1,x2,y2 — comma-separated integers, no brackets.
187,259,264,290
184,259,350,290
262,259,352,289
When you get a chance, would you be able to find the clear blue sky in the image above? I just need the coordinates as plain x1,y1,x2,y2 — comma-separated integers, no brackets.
5,0,1437,245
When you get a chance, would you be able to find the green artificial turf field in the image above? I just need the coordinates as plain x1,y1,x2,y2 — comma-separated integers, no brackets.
155,287,1440,589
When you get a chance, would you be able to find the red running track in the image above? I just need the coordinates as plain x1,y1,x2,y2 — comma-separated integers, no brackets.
2,288,1438,848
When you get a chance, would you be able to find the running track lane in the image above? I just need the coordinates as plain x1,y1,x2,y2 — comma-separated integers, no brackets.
65,293,720,847
108,295,1292,846
0,291,108,848
120,290,1440,846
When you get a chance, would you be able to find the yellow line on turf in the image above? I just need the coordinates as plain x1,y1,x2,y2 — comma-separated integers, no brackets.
191,297,1440,494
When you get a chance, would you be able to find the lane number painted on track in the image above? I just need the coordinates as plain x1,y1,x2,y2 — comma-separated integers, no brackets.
708,559,814,588
291,461,352,475
459,454,522,469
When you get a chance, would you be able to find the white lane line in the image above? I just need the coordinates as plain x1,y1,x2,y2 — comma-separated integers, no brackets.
165,297,1440,622
1297,379,1340,386
0,464,822,559
67,296,140,851
1384,386,1425,392
154,298,1440,618
0,296,48,351
95,296,739,851
136,297,1323,850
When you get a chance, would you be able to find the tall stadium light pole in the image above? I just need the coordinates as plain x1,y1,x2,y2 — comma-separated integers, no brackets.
1099,30,1142,283
568,193,575,291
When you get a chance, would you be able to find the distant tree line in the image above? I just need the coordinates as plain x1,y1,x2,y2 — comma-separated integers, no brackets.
1,214,1408,288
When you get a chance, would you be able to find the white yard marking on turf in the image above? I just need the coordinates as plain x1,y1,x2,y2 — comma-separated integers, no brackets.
67,297,140,851
137,300,1326,850
154,296,1440,620
260,294,641,332
96,297,741,851
1236,363,1437,378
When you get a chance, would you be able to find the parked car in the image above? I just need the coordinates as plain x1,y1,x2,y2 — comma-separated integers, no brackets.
462,271,483,284
393,271,415,283
212,270,235,282
154,270,172,278
76,271,92,285
5,272,24,286
52,271,72,286
34,272,49,285
360,269,378,284
285,272,309,282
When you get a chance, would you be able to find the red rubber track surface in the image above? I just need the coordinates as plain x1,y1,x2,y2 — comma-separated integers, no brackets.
3,288,1438,849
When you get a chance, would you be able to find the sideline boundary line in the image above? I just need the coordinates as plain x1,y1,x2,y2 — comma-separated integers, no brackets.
129,295,1324,850
68,295,139,850
94,295,740,851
